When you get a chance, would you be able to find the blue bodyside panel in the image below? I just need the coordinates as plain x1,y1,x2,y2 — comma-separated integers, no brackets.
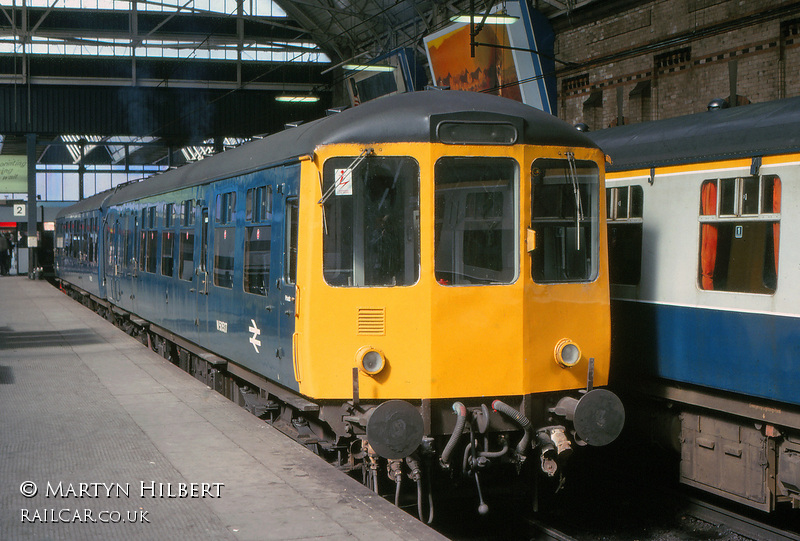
611,300,800,407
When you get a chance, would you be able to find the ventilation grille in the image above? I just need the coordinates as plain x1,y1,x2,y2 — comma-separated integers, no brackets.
358,308,385,335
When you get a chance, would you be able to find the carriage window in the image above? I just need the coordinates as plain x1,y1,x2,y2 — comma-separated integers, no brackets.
245,226,271,295
139,231,146,272
244,186,272,295
434,157,518,285
70,221,78,259
164,203,174,228
698,176,780,294
531,157,600,283
215,192,236,224
139,206,158,273
607,185,643,286
213,227,235,288
179,230,194,281
322,156,420,287
161,231,174,277
125,215,135,271
89,217,95,263
146,231,158,273
82,218,89,261
246,186,273,222
181,199,194,226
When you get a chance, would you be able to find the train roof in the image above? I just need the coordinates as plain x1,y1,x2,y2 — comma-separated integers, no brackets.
57,90,595,218
588,96,800,172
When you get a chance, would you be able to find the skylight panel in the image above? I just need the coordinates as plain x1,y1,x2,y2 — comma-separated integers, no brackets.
0,0,286,16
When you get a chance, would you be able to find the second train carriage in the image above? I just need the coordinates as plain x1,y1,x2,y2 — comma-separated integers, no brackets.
55,90,624,515
590,97,800,511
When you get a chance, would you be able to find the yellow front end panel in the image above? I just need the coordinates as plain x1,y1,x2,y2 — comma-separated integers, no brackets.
293,143,610,401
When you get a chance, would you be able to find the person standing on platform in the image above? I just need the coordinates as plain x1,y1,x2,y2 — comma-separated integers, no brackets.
0,233,8,275
6,233,14,275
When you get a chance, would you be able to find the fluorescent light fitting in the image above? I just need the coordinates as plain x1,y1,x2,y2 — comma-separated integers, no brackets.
275,95,319,103
342,64,396,72
449,14,519,24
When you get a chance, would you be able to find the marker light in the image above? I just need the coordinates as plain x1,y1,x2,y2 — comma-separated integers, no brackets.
554,339,581,368
356,346,386,375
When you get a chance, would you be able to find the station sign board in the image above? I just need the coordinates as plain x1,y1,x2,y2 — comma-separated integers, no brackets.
0,156,27,193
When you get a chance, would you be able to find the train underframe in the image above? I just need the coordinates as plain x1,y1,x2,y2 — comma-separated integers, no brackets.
625,380,800,512
59,279,624,519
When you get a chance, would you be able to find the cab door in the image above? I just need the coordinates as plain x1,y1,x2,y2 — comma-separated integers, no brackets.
276,191,298,372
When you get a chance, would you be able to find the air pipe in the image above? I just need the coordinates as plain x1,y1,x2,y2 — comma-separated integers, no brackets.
440,401,467,468
492,400,532,460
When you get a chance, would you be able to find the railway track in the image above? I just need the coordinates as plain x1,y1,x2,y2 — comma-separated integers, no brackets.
528,518,578,541
682,496,800,541
523,488,800,541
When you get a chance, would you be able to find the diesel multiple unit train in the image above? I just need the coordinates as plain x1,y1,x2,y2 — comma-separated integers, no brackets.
54,90,625,517
591,97,800,512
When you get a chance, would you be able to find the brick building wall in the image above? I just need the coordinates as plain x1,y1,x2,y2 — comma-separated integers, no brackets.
553,0,800,129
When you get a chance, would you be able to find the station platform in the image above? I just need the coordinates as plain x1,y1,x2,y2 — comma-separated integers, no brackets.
0,277,448,541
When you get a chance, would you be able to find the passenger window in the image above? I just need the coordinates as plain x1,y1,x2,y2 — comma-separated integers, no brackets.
531,157,600,283
244,186,272,296
244,226,271,295
179,230,195,281
161,231,174,277
215,192,236,224
434,157,518,285
146,231,158,274
213,227,235,288
698,176,780,294
139,231,146,272
607,185,643,286
164,203,173,228
322,156,420,287
138,206,158,273
125,215,134,271
181,199,195,226
213,192,237,289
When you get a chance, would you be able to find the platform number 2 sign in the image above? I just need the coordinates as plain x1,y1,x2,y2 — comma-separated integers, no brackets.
13,204,25,217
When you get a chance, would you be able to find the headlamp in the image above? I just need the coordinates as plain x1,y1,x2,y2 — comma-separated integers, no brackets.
356,346,386,375
554,339,581,368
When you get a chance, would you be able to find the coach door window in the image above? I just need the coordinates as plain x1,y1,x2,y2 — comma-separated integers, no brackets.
698,175,780,294
531,157,600,282
178,200,195,281
244,186,272,295
285,198,298,285
213,191,236,289
434,157,518,285
322,156,420,287
139,206,157,273
161,203,175,277
607,185,643,285
125,214,135,272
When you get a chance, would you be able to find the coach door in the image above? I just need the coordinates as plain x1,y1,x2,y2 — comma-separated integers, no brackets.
106,218,123,303
277,191,298,369
194,205,210,333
